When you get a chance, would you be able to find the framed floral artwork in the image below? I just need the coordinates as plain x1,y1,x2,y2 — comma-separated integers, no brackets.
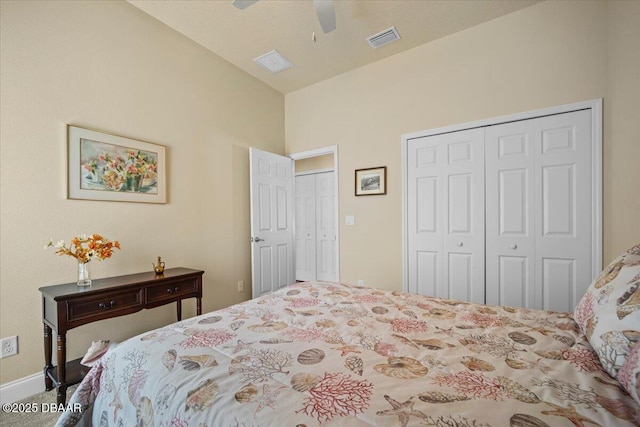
355,166,386,196
67,125,166,203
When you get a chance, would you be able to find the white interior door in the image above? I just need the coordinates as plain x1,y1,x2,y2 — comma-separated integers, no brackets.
316,172,336,281
250,148,294,298
295,174,316,281
485,120,536,308
404,101,601,310
407,128,485,303
294,171,336,282
469,110,592,311
442,129,485,303
534,110,592,311
407,135,441,296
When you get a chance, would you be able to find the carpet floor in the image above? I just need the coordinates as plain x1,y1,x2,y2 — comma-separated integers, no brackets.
0,386,77,427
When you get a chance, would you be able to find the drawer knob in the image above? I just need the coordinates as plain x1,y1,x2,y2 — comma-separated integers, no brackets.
98,300,115,309
167,286,179,294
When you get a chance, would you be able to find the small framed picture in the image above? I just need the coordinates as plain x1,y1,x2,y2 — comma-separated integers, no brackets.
68,125,166,203
355,166,387,196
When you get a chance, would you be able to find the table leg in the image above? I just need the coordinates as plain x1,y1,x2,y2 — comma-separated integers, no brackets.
57,385,68,406
176,300,182,321
43,324,53,391
56,333,67,405
197,297,202,316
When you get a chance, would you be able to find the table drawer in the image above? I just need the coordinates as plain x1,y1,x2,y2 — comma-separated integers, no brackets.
146,279,197,303
67,291,144,323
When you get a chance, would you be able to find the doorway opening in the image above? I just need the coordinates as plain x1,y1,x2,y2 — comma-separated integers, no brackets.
290,146,340,283
249,145,339,299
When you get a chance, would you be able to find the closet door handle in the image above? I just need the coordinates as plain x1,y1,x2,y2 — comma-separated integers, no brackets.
510,244,518,250
252,237,264,242
457,241,464,247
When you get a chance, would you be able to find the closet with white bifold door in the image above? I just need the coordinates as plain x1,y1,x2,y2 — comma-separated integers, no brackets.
404,101,602,312
295,171,337,282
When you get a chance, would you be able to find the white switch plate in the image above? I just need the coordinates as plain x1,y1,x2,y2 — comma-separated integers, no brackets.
237,281,244,292
345,215,355,225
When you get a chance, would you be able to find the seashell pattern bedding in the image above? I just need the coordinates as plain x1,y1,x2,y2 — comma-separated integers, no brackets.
57,281,639,426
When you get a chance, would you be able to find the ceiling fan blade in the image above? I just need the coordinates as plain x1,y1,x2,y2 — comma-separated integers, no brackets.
232,0,259,10
313,0,336,33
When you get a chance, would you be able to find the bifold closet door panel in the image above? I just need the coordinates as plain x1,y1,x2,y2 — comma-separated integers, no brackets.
316,172,336,282
534,110,592,312
406,106,597,310
485,120,536,308
407,128,485,303
295,174,316,281
407,135,441,296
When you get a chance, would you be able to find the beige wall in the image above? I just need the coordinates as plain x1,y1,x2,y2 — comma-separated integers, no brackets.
286,0,639,289
0,1,283,384
295,154,334,174
606,1,640,258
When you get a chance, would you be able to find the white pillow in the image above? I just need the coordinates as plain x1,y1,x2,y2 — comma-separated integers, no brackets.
618,340,640,406
573,244,640,378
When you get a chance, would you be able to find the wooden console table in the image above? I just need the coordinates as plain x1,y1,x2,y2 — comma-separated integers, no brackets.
39,267,204,405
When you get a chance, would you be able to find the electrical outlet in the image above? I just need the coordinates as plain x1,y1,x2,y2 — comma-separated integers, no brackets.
358,279,365,285
237,281,244,292
0,336,18,358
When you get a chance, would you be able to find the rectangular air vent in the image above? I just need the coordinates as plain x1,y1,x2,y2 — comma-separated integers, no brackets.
366,26,401,49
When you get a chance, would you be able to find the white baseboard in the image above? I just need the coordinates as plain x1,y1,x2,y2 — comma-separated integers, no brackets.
0,372,45,404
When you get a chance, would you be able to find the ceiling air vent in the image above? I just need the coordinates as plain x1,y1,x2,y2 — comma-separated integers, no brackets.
366,26,401,49
254,50,294,74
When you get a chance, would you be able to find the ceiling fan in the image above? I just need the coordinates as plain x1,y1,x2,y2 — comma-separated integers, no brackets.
232,0,337,33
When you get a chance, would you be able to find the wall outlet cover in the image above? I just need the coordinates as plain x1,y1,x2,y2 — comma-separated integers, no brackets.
0,336,18,358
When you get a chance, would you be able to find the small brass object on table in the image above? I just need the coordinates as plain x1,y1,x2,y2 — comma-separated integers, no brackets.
153,256,165,275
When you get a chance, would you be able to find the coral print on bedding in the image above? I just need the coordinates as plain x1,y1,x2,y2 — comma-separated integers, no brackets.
574,244,640,380
59,280,640,426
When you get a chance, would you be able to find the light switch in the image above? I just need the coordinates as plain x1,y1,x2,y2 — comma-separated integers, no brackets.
345,215,355,226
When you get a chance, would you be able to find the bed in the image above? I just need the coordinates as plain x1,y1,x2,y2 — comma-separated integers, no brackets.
58,246,640,427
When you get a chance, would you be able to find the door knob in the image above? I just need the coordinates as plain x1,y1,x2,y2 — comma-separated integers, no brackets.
457,241,463,247
252,237,264,242
510,244,518,249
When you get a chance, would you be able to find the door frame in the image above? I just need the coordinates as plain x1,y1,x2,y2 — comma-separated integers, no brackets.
401,99,602,293
289,145,340,282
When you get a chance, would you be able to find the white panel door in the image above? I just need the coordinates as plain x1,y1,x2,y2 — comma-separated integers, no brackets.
250,148,294,298
316,172,336,281
407,135,442,296
443,129,485,303
534,110,592,311
485,120,536,307
407,129,485,303
295,174,316,281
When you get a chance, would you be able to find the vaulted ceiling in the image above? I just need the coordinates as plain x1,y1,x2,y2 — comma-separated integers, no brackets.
128,0,540,94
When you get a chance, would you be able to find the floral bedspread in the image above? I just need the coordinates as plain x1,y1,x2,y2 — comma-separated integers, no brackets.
57,281,640,426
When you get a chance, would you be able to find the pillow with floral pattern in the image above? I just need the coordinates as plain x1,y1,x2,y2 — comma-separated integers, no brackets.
573,244,640,379
618,340,640,406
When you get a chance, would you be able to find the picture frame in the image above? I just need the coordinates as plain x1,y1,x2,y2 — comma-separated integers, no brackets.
68,125,166,204
355,166,387,196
